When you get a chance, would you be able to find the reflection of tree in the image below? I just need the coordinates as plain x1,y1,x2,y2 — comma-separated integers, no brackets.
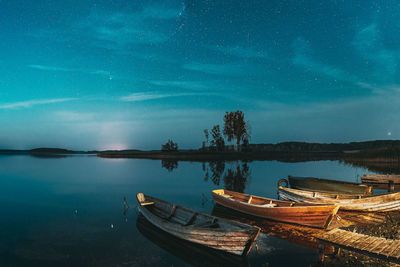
208,161,225,185
223,162,250,193
161,160,178,172
203,161,250,193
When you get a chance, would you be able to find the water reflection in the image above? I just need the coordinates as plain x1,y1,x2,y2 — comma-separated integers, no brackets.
136,214,250,267
223,162,251,193
203,161,250,192
341,159,400,175
161,159,179,172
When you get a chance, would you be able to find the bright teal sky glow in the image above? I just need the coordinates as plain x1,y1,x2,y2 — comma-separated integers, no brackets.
0,0,399,150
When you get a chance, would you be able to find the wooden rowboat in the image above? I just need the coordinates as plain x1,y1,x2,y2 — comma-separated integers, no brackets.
361,174,400,185
211,189,339,229
278,186,400,212
136,193,260,257
136,214,250,266
287,175,372,195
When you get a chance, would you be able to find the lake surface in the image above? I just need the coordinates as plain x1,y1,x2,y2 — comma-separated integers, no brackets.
0,155,372,266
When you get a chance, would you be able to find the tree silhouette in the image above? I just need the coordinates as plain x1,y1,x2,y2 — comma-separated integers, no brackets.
210,125,225,152
161,139,178,151
223,111,250,151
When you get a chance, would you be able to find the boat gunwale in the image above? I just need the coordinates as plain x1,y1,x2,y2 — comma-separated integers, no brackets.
136,193,260,233
214,189,339,209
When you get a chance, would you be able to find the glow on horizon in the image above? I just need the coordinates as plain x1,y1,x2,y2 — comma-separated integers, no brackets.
100,144,129,151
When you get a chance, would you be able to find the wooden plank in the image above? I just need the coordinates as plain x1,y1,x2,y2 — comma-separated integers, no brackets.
342,234,364,247
351,234,372,249
376,240,394,255
318,229,400,264
380,241,400,257
368,238,390,254
140,201,155,206
328,230,351,243
336,232,359,246
357,236,380,250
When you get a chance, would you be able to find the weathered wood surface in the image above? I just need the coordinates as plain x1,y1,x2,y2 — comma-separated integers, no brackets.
278,186,400,211
212,189,339,229
317,228,400,264
136,214,250,267
288,175,372,195
136,193,260,256
362,174,400,184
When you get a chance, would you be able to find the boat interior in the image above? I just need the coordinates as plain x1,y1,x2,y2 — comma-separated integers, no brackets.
214,189,331,207
137,193,250,230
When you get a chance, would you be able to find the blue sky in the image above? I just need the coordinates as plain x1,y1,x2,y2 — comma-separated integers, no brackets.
0,0,400,150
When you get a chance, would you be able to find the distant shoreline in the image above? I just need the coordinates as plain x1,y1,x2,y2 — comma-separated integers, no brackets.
1,140,400,163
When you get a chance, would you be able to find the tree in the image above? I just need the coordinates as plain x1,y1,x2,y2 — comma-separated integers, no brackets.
210,125,225,152
161,139,178,152
204,129,209,145
202,129,209,151
223,111,250,151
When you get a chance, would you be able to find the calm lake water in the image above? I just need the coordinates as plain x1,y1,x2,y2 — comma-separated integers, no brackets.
0,155,372,266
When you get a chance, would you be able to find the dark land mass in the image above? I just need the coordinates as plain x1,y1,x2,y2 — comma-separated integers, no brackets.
97,150,341,162
98,140,400,161
2,140,400,173
0,147,99,157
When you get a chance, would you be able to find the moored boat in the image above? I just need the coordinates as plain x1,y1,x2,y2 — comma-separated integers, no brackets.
136,193,260,257
211,189,339,229
286,175,372,195
361,174,400,185
278,186,400,212
136,214,250,267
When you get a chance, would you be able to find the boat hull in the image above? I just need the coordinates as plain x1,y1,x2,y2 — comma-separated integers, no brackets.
288,176,372,195
136,193,260,257
212,189,339,229
278,187,400,212
136,214,250,266
361,174,400,185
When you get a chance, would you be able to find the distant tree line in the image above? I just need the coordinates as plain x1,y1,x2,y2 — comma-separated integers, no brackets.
162,139,178,152
202,110,251,152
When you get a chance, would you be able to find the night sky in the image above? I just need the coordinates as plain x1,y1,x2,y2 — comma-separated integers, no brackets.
1,0,399,150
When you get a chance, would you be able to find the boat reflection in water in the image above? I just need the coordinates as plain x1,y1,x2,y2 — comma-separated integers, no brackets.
212,204,334,254
212,204,394,265
136,214,250,267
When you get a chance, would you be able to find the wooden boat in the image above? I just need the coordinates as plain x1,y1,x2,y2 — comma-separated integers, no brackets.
211,189,339,229
278,186,400,212
136,214,250,267
136,193,260,257
361,174,400,185
286,175,372,195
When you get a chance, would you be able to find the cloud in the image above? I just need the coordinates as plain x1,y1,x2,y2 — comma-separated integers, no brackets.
0,98,77,109
54,111,95,121
120,92,209,102
292,37,374,89
148,80,209,90
210,45,269,59
183,62,246,76
79,3,185,47
352,23,399,83
28,64,111,77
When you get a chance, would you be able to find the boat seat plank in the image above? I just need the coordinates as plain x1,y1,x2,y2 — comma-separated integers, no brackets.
168,205,177,219
184,212,198,226
222,194,233,198
195,218,219,228
140,201,155,206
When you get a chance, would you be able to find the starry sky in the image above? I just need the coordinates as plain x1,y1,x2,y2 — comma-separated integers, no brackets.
1,0,400,150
